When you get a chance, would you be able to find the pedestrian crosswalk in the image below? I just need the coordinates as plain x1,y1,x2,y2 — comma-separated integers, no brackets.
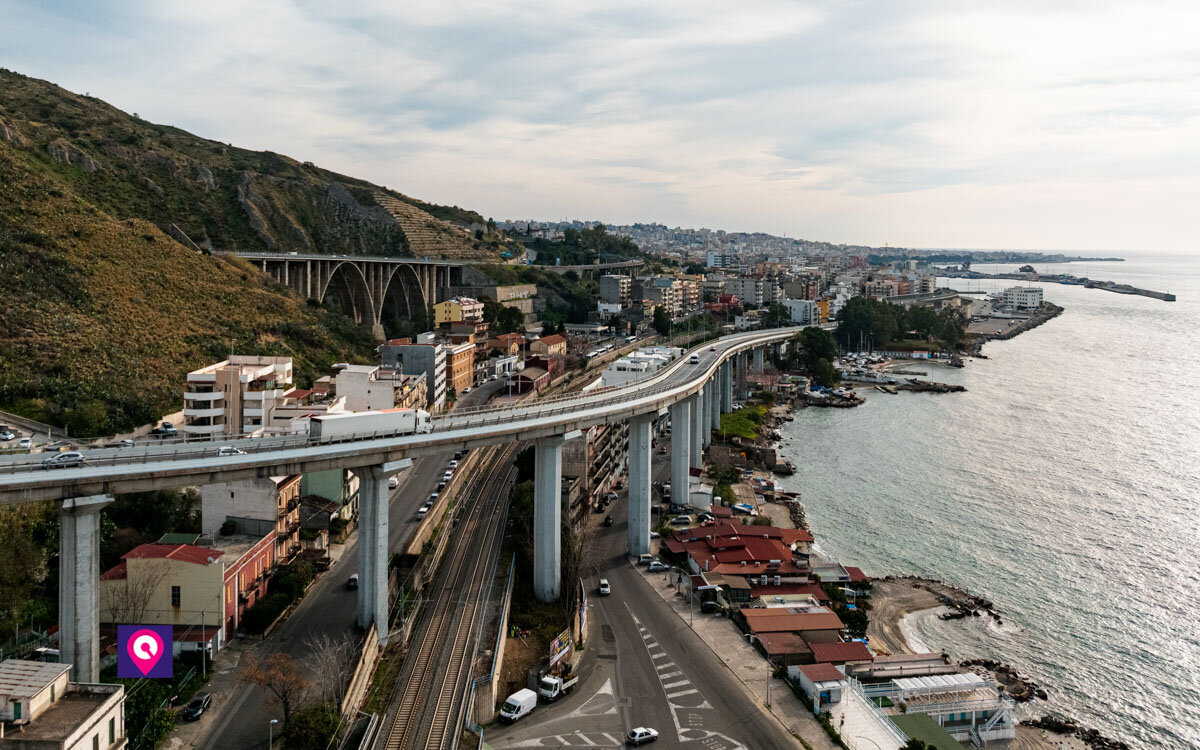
635,618,713,711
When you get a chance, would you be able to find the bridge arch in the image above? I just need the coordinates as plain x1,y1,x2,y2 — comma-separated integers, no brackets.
379,264,428,333
320,261,376,330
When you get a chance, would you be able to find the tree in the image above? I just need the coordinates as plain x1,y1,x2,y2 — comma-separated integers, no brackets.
481,297,504,327
652,307,671,336
283,702,340,750
903,740,934,750
305,633,356,705
102,559,169,624
241,653,309,724
811,358,840,388
798,327,838,372
764,302,789,327
498,306,525,334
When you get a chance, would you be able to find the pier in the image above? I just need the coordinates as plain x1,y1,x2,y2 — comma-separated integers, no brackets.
944,271,1175,301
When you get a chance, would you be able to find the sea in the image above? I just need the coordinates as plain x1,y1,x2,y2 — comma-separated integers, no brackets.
776,253,1200,749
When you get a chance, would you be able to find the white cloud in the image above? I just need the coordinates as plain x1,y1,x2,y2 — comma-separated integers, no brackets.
2,0,1198,250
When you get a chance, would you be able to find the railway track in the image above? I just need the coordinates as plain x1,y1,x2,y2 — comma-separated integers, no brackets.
381,445,516,750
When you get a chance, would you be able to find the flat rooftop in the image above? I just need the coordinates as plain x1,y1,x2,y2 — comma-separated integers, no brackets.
9,688,119,740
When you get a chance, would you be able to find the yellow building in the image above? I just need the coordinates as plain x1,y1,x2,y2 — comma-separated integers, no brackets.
434,297,485,326
815,298,831,323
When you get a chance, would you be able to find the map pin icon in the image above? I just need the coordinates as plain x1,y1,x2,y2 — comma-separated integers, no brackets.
128,629,164,676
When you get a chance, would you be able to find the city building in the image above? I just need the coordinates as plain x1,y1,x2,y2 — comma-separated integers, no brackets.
864,278,900,299
1001,286,1044,310
599,347,684,387
452,284,537,320
598,275,632,307
434,297,484,326
440,340,475,394
378,334,448,410
299,469,360,524
335,365,426,412
563,422,628,508
0,659,126,750
528,334,566,358
99,531,275,647
507,367,549,394
783,299,818,326
200,475,301,564
485,333,525,357
679,279,702,311
724,277,765,307
892,674,1016,743
182,356,294,439
706,251,738,268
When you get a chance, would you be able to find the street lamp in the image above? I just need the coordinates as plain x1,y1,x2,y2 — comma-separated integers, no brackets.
743,634,772,708
269,719,279,747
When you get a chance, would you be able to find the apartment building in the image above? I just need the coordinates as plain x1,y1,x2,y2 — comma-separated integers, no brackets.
452,284,537,319
563,422,628,508
864,278,900,298
335,365,427,412
0,660,126,750
183,356,293,439
783,299,818,326
441,340,476,394
378,334,448,410
598,274,632,307
1001,286,1044,310
724,277,765,307
199,475,302,564
99,530,276,646
434,296,485,326
679,279,702,310
634,276,682,317
706,251,738,268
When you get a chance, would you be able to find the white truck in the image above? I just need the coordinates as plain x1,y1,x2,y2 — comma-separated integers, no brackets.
499,688,537,722
537,673,579,701
308,408,432,440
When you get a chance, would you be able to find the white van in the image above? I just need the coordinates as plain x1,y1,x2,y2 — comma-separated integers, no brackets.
499,688,538,723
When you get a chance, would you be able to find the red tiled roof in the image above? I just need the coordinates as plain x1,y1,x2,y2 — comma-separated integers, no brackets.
283,388,313,400
710,505,734,517
844,566,868,582
536,334,566,345
122,544,224,566
740,608,844,633
797,663,847,684
810,641,873,664
100,561,127,580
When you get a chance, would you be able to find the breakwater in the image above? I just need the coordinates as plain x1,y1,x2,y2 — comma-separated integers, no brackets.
944,271,1175,301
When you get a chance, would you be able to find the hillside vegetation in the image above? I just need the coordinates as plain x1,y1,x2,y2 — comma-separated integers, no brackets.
0,69,518,435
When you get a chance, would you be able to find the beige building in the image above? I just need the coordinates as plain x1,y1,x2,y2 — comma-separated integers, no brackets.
200,475,302,564
0,660,126,750
335,365,427,412
434,297,484,326
441,341,476,395
528,334,566,358
183,356,293,439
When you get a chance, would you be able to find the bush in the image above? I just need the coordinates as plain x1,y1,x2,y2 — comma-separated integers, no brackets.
284,702,340,750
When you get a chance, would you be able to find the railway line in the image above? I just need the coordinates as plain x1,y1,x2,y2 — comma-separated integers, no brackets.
380,444,516,750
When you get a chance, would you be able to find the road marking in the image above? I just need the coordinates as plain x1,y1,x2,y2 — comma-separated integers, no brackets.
663,679,690,689
666,688,699,699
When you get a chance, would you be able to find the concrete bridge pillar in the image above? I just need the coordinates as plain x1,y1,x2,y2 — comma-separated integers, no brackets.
353,460,410,639
689,391,703,471
721,362,734,412
753,347,765,373
700,383,711,450
534,435,566,601
59,494,114,683
709,376,721,433
669,400,691,510
627,415,654,556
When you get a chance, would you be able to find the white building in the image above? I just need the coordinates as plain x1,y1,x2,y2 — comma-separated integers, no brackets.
706,251,737,268
892,673,1015,743
0,659,126,750
183,356,294,439
335,365,426,412
783,299,817,326
599,347,684,387
1001,286,1043,310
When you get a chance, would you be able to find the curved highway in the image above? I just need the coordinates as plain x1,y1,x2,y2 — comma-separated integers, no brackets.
0,327,797,504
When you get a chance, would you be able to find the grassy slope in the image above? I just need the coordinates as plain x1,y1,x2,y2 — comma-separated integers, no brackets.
0,143,376,435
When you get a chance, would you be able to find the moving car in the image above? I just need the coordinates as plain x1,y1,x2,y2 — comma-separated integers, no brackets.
388,475,400,489
709,346,717,352
603,515,614,527
499,689,537,723
42,451,86,469
626,727,659,745
346,574,359,590
181,693,212,721
689,354,700,364
217,446,245,456
598,578,611,596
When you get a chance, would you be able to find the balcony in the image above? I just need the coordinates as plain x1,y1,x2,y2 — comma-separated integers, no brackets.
183,406,224,418
185,390,223,402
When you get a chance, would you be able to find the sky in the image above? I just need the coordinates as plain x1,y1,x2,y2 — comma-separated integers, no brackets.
2,0,1199,252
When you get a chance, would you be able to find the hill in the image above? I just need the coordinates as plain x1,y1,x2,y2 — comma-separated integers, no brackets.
0,69,511,435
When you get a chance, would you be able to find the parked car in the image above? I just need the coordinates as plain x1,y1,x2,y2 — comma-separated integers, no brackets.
346,574,359,590
159,422,177,433
437,481,447,491
0,430,15,441
648,560,669,573
603,515,614,527
598,578,611,596
637,554,655,566
696,512,715,523
17,437,32,449
626,727,659,745
657,446,668,455
668,515,692,527
448,460,459,469
442,471,454,481
217,446,245,456
181,693,212,721
417,503,432,516
42,451,86,470
462,387,472,394
428,492,439,504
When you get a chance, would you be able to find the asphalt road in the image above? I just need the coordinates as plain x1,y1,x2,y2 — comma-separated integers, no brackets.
196,380,505,750
484,435,797,750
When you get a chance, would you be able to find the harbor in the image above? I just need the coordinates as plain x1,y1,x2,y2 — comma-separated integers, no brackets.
942,270,1175,301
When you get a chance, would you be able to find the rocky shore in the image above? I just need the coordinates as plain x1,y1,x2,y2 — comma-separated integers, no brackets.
1021,716,1130,750
961,658,1048,702
880,574,1002,624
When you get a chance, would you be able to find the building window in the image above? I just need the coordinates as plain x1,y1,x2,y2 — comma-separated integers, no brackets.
171,586,181,607
93,734,99,750
109,717,115,743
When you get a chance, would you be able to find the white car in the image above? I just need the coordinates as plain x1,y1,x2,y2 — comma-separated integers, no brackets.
442,470,454,481
462,387,472,394
43,451,86,469
598,579,611,596
0,430,15,441
17,437,32,449
448,460,459,469
417,503,432,516
626,727,659,745
217,446,245,456
388,476,400,489
689,355,700,364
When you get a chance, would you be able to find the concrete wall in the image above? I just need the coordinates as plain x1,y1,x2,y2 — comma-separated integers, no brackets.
340,623,380,721
200,479,277,536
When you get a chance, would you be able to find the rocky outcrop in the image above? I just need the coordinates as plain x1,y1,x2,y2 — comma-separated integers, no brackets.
47,138,99,171
195,164,216,192
960,658,1047,702
1021,716,1129,749
0,115,30,147
237,171,275,249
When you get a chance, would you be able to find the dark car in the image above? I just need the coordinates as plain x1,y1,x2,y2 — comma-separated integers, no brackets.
603,515,614,527
182,693,212,721
346,574,359,590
